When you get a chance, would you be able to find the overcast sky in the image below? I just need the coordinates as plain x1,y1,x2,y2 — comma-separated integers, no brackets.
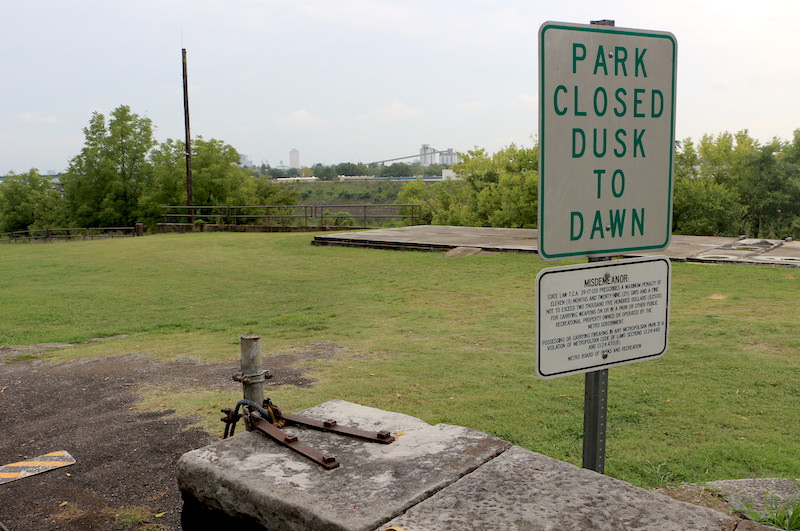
2,0,799,174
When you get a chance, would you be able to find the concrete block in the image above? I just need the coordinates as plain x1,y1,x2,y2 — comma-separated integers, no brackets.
707,478,800,512
177,400,509,531
379,446,736,531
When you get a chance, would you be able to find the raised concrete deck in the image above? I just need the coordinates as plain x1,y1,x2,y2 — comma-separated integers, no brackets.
312,226,800,267
178,400,757,530
313,226,538,253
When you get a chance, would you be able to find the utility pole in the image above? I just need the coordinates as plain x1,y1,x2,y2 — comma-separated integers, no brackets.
182,48,194,223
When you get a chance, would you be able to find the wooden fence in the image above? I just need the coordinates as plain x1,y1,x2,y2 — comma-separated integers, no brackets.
0,225,142,243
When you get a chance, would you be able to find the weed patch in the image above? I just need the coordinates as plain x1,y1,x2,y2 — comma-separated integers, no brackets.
101,505,167,531
737,494,800,531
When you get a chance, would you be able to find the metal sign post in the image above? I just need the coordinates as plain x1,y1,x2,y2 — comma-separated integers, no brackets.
585,254,609,473
537,17,676,474
535,255,671,472
583,367,608,472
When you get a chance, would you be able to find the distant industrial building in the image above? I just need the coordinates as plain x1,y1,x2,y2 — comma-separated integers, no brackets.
420,144,459,166
289,149,300,169
373,145,459,167
420,144,436,166
439,148,458,166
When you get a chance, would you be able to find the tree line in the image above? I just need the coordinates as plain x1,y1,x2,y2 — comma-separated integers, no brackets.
2,104,799,239
0,105,452,233
399,129,800,240
252,161,448,180
0,105,298,233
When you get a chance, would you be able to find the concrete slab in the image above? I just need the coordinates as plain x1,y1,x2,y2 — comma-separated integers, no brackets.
629,235,741,260
706,478,800,512
754,239,800,266
177,400,509,531
314,227,800,267
380,445,735,531
312,225,538,252
686,238,781,265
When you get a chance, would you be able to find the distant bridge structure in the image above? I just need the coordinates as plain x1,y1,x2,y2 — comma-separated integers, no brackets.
370,144,458,166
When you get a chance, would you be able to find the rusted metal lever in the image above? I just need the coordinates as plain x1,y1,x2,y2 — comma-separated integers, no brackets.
281,414,395,444
245,409,341,469
225,398,396,470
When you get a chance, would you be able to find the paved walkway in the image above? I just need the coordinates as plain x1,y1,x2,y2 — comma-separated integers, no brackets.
312,225,800,267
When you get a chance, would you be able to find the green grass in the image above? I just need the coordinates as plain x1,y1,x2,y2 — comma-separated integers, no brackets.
1,233,798,489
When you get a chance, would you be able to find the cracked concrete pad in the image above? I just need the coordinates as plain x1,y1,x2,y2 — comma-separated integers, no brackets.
177,400,509,531
707,478,800,512
379,446,736,531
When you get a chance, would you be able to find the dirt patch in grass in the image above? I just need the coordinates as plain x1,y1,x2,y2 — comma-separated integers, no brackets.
654,484,734,516
0,341,338,530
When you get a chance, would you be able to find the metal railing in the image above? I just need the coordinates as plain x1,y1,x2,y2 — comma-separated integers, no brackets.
0,226,140,243
158,204,422,231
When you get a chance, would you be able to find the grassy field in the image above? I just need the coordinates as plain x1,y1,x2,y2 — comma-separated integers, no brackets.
1,232,798,489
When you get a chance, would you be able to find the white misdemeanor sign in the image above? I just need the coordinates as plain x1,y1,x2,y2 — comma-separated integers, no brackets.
538,22,677,260
536,256,670,379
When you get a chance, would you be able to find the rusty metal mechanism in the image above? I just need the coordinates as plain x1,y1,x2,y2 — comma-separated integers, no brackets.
231,369,272,386
221,398,395,470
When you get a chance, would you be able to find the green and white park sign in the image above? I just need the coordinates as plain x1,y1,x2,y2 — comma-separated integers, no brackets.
538,22,677,260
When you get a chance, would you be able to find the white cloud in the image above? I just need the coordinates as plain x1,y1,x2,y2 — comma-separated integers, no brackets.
453,101,490,112
14,112,58,124
274,109,328,128
356,100,425,122
508,93,535,109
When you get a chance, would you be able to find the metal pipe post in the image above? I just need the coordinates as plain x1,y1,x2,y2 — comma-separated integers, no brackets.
239,334,265,405
582,368,608,473
583,249,611,472
580,17,616,476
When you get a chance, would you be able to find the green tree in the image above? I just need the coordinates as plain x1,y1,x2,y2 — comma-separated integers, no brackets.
450,144,538,227
0,170,67,232
140,136,299,228
312,163,337,181
736,138,800,238
672,170,743,235
396,144,538,228
396,179,433,224
672,138,744,236
267,167,287,179
383,162,413,178
143,136,249,208
249,177,298,206
416,162,446,177
687,130,800,238
190,137,248,205
336,162,363,177
62,106,155,227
